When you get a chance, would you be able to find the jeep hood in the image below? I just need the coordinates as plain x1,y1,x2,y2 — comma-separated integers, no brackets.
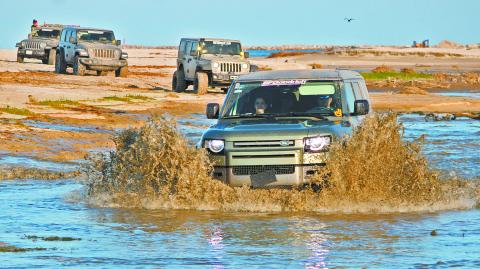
78,43,120,50
202,118,351,141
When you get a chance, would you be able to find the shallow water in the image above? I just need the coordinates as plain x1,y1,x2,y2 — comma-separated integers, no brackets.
1,114,479,268
246,49,322,58
434,91,480,99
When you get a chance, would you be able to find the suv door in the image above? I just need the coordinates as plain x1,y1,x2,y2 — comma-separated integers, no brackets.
59,29,68,61
66,30,76,64
185,41,198,80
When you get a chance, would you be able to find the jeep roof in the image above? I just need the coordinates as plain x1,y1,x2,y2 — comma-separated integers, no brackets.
180,37,241,43
62,26,113,32
34,24,64,30
236,69,363,82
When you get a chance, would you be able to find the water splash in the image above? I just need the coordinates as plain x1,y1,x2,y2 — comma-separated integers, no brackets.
84,114,479,213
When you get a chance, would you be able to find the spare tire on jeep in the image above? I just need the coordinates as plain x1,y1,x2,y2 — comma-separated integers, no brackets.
172,69,187,93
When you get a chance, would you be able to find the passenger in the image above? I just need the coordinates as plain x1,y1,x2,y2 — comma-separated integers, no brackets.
254,97,268,114
31,19,38,32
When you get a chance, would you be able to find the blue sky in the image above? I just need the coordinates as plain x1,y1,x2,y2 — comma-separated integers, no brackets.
0,0,478,48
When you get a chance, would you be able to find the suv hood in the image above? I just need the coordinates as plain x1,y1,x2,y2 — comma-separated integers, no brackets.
78,43,120,50
200,54,248,63
202,118,352,141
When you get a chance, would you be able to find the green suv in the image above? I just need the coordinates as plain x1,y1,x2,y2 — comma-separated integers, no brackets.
200,69,371,188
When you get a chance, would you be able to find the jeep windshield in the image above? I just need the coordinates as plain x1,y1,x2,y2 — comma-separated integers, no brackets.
78,30,116,44
221,80,343,118
33,29,60,39
199,41,242,56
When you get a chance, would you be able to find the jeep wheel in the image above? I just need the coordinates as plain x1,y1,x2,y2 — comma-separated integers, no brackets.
172,69,187,92
42,59,48,64
193,72,209,95
54,51,66,74
47,49,56,65
17,54,24,63
115,65,128,77
73,56,86,76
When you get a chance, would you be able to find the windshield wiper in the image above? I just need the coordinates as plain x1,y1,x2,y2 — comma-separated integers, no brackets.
274,112,328,119
223,113,276,119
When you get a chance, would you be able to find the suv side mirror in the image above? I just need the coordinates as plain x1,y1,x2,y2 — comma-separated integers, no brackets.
116,40,121,46
206,103,220,119
353,100,369,115
69,36,76,44
243,51,250,58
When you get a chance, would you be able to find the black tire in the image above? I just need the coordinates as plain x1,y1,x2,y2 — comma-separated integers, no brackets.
172,69,187,92
42,59,48,64
17,54,24,63
54,51,66,74
115,65,128,77
47,49,56,65
73,55,86,76
193,72,209,95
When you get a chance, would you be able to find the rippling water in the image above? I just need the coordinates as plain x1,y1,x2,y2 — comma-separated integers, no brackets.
0,114,479,268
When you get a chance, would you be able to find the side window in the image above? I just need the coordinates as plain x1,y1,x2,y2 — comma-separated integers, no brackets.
71,30,77,43
180,41,186,54
65,30,72,43
60,30,66,42
352,81,365,99
343,82,356,113
190,41,198,55
185,41,192,56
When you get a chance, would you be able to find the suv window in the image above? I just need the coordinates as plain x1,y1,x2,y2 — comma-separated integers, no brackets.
190,41,198,55
185,41,192,55
66,30,72,43
343,82,356,113
180,40,187,53
60,30,66,42
352,81,365,99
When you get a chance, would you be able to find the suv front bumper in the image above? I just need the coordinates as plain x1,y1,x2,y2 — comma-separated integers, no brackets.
211,73,245,86
80,58,127,71
17,48,47,59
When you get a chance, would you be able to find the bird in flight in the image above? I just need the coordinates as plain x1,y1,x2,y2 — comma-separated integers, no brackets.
344,18,355,22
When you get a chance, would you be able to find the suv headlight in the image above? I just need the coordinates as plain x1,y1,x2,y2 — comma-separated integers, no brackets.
204,139,224,154
304,136,331,152
21,41,26,48
121,52,128,59
242,63,248,69
212,62,219,68
76,49,89,57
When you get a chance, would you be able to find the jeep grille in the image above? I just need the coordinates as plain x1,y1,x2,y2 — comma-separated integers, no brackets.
92,49,116,59
220,63,242,73
25,41,42,50
233,140,295,148
232,165,295,176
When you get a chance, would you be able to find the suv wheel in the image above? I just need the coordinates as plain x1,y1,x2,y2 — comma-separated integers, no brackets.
54,51,66,74
115,65,128,77
172,69,187,92
73,55,86,76
42,59,48,64
17,54,24,63
193,72,209,95
47,49,56,65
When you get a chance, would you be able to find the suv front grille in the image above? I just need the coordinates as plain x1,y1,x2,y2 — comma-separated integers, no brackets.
233,140,295,148
220,62,242,73
232,165,295,176
92,49,116,59
25,41,42,50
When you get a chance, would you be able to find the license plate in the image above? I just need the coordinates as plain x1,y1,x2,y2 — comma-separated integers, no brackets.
230,75,238,80
25,50,32,55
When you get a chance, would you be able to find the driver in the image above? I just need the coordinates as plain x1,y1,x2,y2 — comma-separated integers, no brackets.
307,95,333,112
254,97,268,114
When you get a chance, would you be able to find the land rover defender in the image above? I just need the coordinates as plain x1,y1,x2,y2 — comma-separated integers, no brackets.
172,38,252,94
200,69,371,188
16,24,63,65
55,27,128,77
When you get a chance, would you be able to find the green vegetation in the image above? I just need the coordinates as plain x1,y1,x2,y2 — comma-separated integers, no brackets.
361,71,433,80
31,99,83,109
24,235,81,241
100,95,154,102
0,244,46,252
0,106,35,116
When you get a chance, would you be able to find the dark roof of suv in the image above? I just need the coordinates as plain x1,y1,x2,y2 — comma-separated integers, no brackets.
237,69,363,82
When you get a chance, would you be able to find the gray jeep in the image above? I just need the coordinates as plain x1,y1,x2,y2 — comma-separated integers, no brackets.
172,38,253,94
55,27,128,77
16,24,63,65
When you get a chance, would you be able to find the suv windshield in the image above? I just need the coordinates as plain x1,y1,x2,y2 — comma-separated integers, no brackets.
78,30,115,43
33,29,60,39
199,41,241,55
222,80,343,118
